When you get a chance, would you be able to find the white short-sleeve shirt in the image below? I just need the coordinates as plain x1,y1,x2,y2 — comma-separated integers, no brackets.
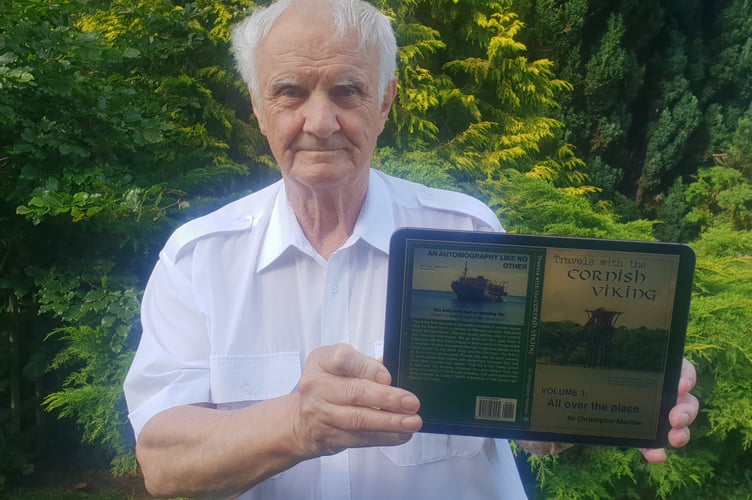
124,169,527,499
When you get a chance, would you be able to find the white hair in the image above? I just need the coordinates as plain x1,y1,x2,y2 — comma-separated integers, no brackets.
231,0,397,105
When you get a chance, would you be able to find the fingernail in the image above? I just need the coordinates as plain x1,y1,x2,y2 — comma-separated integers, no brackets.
401,395,419,412
402,414,422,431
680,412,690,427
682,378,695,393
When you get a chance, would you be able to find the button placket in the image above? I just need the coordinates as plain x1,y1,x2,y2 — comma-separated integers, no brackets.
321,251,350,346
319,249,352,499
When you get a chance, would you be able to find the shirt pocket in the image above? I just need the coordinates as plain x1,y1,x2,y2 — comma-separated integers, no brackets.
379,433,485,467
209,352,302,404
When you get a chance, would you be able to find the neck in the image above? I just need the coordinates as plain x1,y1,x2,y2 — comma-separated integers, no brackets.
284,176,368,259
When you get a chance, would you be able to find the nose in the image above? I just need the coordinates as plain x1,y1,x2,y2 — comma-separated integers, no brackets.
301,91,340,138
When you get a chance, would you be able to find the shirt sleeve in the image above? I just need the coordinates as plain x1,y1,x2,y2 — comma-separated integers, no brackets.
123,256,212,438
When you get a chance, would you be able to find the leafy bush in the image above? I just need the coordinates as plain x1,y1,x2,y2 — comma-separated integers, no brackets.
0,0,265,480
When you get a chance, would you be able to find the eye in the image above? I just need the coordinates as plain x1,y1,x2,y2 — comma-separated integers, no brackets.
332,83,364,100
333,85,356,97
269,80,308,102
278,86,304,98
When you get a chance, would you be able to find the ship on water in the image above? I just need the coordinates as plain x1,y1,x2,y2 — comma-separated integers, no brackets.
451,261,508,302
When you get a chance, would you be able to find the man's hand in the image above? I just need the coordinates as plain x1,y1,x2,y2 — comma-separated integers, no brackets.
641,358,699,462
292,344,423,458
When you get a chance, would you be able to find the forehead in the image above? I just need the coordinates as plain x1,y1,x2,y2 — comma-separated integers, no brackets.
256,7,378,85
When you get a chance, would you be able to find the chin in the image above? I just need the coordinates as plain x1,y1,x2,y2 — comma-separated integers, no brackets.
288,163,367,187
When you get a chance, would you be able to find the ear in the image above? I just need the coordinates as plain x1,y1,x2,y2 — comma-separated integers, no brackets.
250,91,268,136
379,79,397,123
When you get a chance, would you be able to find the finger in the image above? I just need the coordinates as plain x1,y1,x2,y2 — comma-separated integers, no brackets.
299,403,422,453
669,392,699,428
678,358,697,395
318,428,416,454
346,430,416,448
640,448,667,463
304,397,421,435
667,425,691,448
340,404,423,433
321,375,420,414
313,344,392,385
300,347,419,413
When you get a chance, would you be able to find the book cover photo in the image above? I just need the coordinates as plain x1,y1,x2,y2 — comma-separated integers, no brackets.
529,248,681,440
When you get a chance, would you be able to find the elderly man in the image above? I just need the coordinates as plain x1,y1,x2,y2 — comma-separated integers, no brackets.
123,0,698,498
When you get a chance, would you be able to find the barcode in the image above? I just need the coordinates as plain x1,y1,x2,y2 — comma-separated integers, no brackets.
475,397,517,422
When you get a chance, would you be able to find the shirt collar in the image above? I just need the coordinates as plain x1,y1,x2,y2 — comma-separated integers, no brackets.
352,169,394,255
257,169,395,272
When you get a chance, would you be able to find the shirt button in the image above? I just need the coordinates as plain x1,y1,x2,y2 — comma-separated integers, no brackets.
240,382,253,395
330,284,339,295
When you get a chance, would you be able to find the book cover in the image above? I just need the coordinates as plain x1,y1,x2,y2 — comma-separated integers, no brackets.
529,248,680,440
384,229,693,446
396,241,545,429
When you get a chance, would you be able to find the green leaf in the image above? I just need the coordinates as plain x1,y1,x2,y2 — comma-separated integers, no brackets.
122,47,141,58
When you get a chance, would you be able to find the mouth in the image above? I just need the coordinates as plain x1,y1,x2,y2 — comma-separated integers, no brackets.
295,148,347,156
293,139,348,152
295,144,345,151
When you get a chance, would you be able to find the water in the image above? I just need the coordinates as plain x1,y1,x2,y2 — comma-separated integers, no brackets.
409,290,528,325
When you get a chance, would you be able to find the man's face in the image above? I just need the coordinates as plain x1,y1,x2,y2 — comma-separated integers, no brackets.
252,8,395,192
